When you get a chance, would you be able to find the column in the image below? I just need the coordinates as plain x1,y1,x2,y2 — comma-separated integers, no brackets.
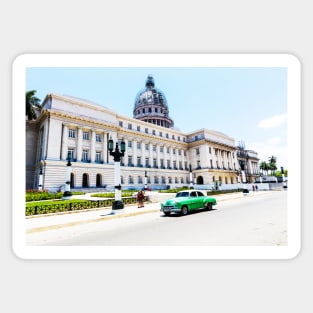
156,144,161,168
149,143,153,168
76,127,82,162
61,124,68,160
103,132,107,163
90,129,96,162
133,139,138,166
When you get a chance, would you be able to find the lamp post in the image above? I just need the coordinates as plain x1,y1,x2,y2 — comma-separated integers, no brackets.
189,164,193,188
38,165,43,191
144,170,148,190
63,152,72,198
108,137,126,211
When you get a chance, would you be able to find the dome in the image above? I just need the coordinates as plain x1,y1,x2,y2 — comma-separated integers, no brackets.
133,75,174,128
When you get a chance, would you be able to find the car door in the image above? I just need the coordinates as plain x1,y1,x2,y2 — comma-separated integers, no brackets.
189,191,198,209
196,191,205,209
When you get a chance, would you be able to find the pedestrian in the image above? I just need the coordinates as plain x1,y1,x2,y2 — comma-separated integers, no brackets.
252,185,255,192
137,190,144,208
255,185,258,191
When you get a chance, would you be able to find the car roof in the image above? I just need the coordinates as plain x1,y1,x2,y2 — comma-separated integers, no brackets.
178,190,205,193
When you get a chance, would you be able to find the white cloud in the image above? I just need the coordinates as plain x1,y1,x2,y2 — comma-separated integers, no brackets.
248,140,288,169
258,113,287,129
267,136,281,145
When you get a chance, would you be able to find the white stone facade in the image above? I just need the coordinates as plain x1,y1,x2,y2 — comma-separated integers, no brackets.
26,94,257,192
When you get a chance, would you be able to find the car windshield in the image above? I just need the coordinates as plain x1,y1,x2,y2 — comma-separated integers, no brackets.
176,192,189,198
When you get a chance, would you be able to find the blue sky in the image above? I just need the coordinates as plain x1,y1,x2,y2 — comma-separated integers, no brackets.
26,67,288,168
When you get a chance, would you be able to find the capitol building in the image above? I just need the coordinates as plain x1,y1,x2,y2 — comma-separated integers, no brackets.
26,75,260,192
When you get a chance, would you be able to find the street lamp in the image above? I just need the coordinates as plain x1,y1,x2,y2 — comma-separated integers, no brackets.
144,170,148,190
38,165,43,191
63,151,72,198
189,164,193,188
108,137,126,211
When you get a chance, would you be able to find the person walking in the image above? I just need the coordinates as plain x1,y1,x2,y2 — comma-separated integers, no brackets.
137,190,144,208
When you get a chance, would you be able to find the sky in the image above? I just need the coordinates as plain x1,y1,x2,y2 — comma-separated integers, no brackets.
26,66,288,169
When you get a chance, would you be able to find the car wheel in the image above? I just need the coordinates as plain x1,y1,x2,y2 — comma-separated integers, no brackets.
205,202,213,211
181,205,188,215
164,212,171,216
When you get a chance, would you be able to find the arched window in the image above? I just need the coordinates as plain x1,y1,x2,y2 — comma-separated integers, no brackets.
70,173,75,188
197,176,204,184
82,173,89,187
96,174,102,187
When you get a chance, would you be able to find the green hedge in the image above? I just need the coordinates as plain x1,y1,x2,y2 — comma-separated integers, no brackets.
25,196,145,216
26,190,86,202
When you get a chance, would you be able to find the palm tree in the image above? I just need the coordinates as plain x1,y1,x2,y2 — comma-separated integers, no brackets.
26,90,41,120
268,156,277,175
259,161,269,175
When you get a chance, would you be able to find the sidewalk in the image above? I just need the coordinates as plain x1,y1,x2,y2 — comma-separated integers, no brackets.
26,190,272,234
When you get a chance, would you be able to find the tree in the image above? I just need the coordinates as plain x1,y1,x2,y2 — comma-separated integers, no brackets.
259,161,269,175
26,90,41,120
268,155,277,175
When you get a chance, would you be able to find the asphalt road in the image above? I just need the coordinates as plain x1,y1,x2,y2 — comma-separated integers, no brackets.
31,191,287,246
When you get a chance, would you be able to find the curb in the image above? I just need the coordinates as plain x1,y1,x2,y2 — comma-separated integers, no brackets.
26,191,274,234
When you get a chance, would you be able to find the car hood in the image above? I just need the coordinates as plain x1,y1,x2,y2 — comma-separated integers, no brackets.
163,197,189,205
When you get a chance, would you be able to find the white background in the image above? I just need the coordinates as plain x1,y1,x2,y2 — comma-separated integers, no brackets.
1,1,312,312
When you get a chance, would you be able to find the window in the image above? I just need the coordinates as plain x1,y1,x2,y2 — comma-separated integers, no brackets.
95,151,102,163
172,135,175,140
173,161,177,169
167,147,170,153
166,133,169,138
128,141,132,148
162,176,166,184
137,126,141,132
138,176,143,184
152,130,156,135
196,148,200,155
160,159,164,168
67,148,74,160
159,132,163,137
210,160,213,168
209,147,212,153
154,176,159,184
173,149,176,154
137,157,142,166
178,149,181,156
83,131,89,140
137,142,141,149
145,158,149,167
119,121,123,127
153,145,156,152
145,144,149,151
128,176,134,184
128,123,132,130
178,136,180,141
167,160,171,168
153,158,157,167
145,128,149,134
68,128,75,138
160,146,164,153
128,156,133,166
82,150,89,162
96,134,101,142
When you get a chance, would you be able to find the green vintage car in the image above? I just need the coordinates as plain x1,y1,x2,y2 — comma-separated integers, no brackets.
161,190,217,216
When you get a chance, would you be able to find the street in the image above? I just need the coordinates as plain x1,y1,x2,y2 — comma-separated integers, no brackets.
27,191,287,246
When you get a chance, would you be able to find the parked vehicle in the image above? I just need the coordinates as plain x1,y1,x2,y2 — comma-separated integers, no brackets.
161,190,217,216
